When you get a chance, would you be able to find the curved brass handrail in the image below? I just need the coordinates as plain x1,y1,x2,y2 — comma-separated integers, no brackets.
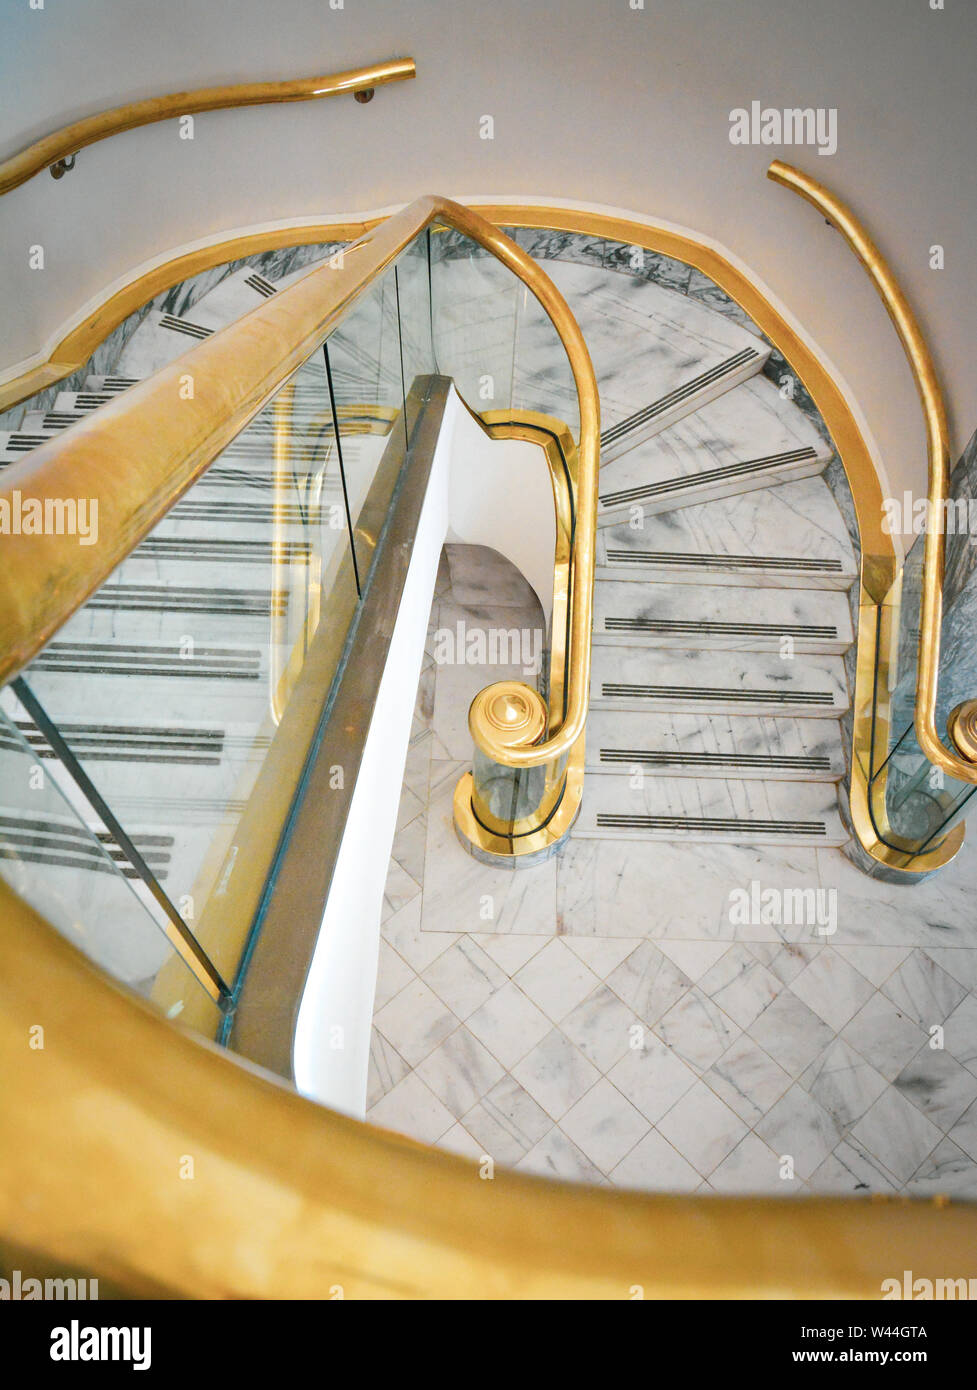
0,58,416,196
0,195,599,774
3,876,973,1297
769,159,977,785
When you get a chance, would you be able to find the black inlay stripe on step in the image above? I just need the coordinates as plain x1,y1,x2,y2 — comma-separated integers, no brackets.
600,348,760,448
171,500,320,525
244,273,277,298
600,683,836,705
603,549,845,572
95,830,173,850
2,435,49,452
599,447,819,506
0,847,155,879
595,812,827,835
196,468,340,492
72,393,115,409
0,813,168,846
32,642,261,680
158,314,212,339
598,749,833,770
603,618,838,638
37,413,87,430
216,440,335,459
134,537,311,564
12,722,223,744
88,585,287,617
4,721,225,766
0,816,172,877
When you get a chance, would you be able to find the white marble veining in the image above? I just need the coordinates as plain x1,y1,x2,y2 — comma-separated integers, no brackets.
598,477,858,590
590,644,849,717
519,259,768,440
593,580,853,654
598,375,832,522
585,709,846,780
573,772,847,847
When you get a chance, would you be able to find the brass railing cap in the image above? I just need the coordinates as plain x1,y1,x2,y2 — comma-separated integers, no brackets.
469,681,547,751
947,701,977,763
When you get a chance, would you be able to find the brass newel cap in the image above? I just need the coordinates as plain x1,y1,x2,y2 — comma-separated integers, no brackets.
470,681,547,752
947,700,977,762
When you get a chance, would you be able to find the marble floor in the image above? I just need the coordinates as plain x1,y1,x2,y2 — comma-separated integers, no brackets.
367,547,977,1200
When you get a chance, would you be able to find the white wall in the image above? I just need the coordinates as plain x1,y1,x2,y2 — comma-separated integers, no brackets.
292,389,455,1114
2,0,975,505
446,405,556,625
293,388,556,1112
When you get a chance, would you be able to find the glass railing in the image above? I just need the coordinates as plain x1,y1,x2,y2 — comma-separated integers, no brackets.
0,203,596,1040
868,499,977,862
769,161,977,873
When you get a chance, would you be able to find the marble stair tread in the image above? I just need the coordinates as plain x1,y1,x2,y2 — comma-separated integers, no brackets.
589,645,849,717
25,665,274,741
110,267,282,379
596,476,857,589
52,588,292,644
179,266,278,329
21,408,104,434
511,259,769,447
0,428,57,462
597,376,832,521
84,374,141,394
573,773,847,846
593,580,853,654
13,729,270,829
584,709,845,781
46,387,333,431
114,309,216,378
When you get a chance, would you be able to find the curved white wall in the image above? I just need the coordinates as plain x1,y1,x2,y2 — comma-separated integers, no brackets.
293,388,556,1112
2,0,975,506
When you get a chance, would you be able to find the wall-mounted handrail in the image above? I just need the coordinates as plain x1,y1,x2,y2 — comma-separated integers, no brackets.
768,159,977,786
0,57,416,196
0,195,600,777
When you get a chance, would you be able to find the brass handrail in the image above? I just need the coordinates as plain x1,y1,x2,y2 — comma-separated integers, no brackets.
0,195,599,774
3,875,973,1297
0,58,416,196
769,159,977,785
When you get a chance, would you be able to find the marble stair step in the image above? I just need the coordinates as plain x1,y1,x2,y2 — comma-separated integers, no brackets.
7,711,270,825
584,710,845,781
179,267,278,329
26,636,269,688
84,374,141,395
597,376,832,522
87,370,330,405
593,580,853,654
16,374,143,434
114,309,216,378
510,259,769,451
0,428,58,463
48,386,333,429
107,268,281,380
573,773,847,846
589,645,849,717
596,476,857,589
55,584,292,645
26,660,273,753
